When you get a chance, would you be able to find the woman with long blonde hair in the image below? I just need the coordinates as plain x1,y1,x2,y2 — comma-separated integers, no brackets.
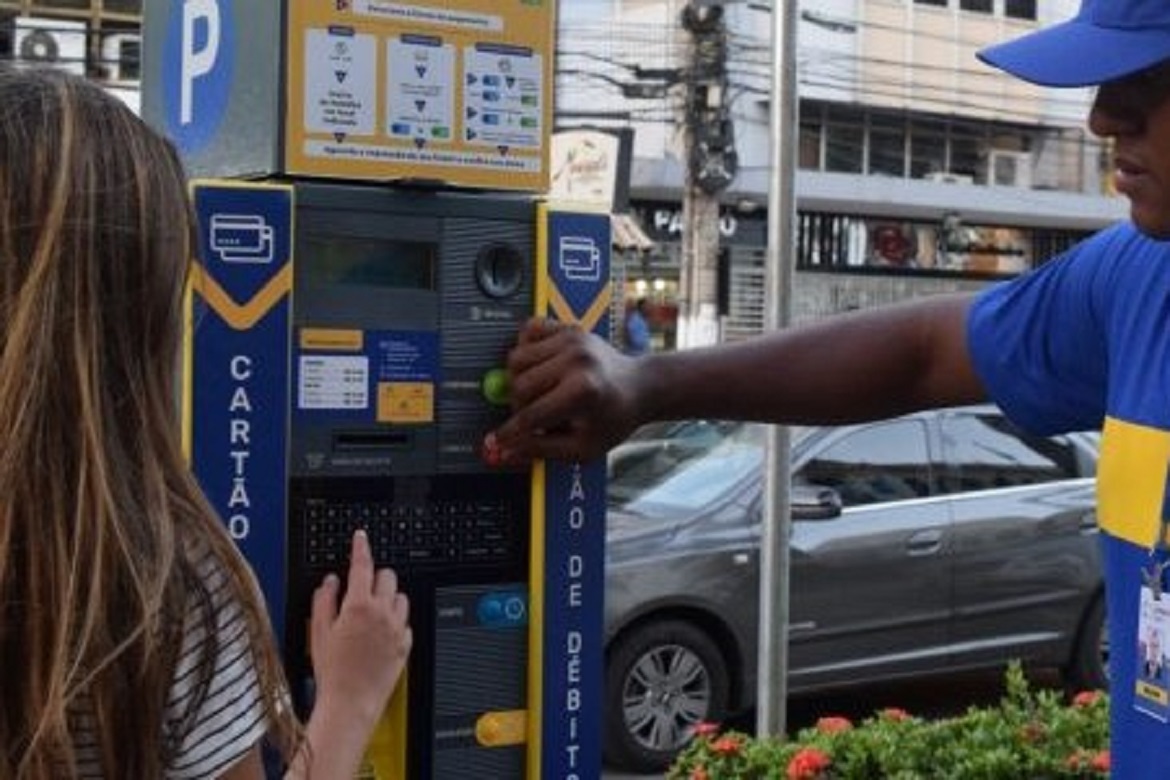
0,66,411,779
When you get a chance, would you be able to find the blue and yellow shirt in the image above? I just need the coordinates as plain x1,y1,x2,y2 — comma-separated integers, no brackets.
970,221,1170,778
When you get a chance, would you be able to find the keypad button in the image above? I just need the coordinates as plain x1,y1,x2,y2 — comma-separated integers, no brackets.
302,499,516,570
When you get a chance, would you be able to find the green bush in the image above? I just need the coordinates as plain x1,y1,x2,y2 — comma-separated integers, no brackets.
667,663,1110,779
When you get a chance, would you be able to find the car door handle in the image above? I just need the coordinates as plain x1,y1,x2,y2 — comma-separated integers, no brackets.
906,529,943,556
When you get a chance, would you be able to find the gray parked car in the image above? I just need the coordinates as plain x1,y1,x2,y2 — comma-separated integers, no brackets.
603,407,1105,773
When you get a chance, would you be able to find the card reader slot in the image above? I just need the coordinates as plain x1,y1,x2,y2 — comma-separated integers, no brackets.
333,430,414,450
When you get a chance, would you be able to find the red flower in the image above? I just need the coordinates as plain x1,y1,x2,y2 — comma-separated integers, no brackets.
711,736,743,756
1073,690,1103,708
692,721,721,738
879,707,910,722
787,747,832,780
690,766,710,780
815,716,853,734
1091,751,1110,773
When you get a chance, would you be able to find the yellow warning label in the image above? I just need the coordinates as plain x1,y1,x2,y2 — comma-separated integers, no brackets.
300,328,365,351
377,382,434,423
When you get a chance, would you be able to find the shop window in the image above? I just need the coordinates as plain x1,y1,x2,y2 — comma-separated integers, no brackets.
869,115,907,178
910,124,948,179
795,99,1081,194
959,0,992,13
1032,230,1087,265
949,123,984,179
825,124,863,173
799,122,822,170
825,104,864,174
30,0,89,8
104,0,143,13
1005,0,1037,20
793,209,1092,277
915,0,948,6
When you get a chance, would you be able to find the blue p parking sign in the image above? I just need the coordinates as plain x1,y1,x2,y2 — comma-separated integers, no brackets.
162,0,236,155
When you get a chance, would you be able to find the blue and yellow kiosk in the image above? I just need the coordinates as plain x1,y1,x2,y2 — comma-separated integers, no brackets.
143,2,609,777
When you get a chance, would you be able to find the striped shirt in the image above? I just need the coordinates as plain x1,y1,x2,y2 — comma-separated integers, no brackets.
72,545,269,778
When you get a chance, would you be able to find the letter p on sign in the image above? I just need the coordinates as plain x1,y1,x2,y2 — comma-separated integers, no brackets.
181,0,220,126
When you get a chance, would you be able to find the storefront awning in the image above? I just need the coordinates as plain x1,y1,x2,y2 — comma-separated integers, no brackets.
612,212,656,253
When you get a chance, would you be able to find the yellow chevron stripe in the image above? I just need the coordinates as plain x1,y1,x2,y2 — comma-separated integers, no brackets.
190,263,293,331
547,282,613,331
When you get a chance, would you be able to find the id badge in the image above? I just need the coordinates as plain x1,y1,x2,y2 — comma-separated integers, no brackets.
1135,582,1170,721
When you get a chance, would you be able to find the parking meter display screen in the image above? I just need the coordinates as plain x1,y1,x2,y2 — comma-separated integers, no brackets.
305,237,436,290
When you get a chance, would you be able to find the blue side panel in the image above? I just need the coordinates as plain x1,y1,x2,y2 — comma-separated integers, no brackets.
189,182,293,644
542,209,611,779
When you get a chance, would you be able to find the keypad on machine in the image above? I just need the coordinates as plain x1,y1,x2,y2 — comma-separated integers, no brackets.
303,499,515,569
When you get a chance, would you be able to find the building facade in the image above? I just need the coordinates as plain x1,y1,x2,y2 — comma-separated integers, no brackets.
0,0,1128,350
557,0,1128,348
0,0,141,110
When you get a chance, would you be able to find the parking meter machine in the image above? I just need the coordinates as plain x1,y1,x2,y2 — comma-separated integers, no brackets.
183,179,610,779
154,0,611,774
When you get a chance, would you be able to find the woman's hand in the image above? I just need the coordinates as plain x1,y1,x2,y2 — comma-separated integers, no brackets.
286,531,412,779
310,530,412,728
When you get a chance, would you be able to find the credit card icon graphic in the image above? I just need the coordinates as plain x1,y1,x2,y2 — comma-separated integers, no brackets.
559,236,602,282
209,214,275,264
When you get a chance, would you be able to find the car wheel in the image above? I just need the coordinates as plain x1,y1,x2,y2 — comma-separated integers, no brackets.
1065,593,1108,693
604,619,730,773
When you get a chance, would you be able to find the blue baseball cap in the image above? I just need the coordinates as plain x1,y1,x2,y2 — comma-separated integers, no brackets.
978,0,1170,87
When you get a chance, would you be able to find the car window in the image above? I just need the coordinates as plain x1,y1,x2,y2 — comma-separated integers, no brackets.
939,411,1088,494
607,422,763,515
795,419,932,508
621,419,736,445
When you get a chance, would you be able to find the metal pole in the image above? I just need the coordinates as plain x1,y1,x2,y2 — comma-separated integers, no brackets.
757,0,798,740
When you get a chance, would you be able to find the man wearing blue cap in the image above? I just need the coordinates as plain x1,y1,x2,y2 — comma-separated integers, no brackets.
489,1,1170,775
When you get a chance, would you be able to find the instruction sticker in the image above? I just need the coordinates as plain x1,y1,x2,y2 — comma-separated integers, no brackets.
286,0,552,190
304,27,378,138
464,43,542,150
299,355,370,410
387,34,455,144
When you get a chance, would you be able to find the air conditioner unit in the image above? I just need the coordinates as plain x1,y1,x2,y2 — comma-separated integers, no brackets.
987,150,1032,189
101,32,140,84
924,171,975,185
14,17,87,77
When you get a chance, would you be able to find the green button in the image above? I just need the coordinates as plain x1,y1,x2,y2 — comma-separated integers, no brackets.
482,368,510,406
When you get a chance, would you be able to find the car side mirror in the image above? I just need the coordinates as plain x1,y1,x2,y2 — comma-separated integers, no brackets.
791,484,843,520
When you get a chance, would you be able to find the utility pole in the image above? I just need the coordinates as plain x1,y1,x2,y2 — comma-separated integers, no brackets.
759,0,798,741
678,0,736,349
